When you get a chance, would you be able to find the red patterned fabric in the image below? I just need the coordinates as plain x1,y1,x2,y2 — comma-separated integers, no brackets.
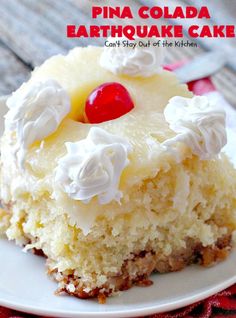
152,285,236,318
1,65,235,318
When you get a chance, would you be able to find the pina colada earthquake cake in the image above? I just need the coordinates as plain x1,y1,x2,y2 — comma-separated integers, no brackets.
0,37,236,302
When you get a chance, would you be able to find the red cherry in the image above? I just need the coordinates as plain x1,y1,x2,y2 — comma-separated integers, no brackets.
85,82,134,123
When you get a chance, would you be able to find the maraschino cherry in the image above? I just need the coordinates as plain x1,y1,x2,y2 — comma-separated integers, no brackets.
85,82,134,123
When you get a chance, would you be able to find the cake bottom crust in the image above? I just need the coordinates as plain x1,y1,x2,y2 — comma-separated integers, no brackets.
50,235,232,303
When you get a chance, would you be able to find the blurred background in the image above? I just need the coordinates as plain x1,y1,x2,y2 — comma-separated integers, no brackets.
0,0,235,107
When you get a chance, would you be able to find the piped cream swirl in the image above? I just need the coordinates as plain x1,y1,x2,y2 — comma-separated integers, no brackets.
100,37,165,77
162,96,227,159
55,127,132,204
5,80,70,167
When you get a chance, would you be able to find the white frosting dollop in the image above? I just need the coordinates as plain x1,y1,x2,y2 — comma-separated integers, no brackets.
55,127,132,204
5,80,71,167
100,37,165,77
162,96,227,160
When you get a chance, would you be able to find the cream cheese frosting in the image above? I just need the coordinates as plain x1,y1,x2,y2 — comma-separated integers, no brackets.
5,80,70,167
162,96,227,159
100,37,165,77
55,127,132,204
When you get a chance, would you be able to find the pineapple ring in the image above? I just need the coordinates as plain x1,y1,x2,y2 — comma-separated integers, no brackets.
30,46,191,123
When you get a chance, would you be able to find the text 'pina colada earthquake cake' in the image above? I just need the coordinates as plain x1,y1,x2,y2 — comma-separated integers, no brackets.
0,37,236,302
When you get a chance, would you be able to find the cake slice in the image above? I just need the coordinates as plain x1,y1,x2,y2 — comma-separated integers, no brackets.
0,43,236,302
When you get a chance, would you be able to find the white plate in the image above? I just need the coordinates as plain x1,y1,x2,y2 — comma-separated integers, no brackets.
0,95,236,317
1,238,236,318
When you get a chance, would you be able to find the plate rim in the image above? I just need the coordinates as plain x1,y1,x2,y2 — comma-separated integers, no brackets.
1,256,236,318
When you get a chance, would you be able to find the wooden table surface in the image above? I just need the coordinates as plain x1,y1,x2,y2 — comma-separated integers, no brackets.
0,0,235,107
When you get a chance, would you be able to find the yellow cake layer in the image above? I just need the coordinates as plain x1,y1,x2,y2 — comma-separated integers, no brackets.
2,154,236,291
